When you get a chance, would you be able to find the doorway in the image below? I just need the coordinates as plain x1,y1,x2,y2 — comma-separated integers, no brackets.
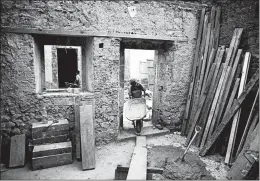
122,49,156,130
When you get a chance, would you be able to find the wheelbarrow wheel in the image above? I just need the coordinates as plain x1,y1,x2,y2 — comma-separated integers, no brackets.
135,120,142,134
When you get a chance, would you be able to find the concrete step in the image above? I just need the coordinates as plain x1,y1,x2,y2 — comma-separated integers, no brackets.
32,119,69,139
32,141,72,158
117,126,170,142
32,134,69,145
32,152,72,170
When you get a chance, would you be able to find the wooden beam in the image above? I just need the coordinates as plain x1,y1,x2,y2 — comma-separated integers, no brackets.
80,103,95,170
225,52,251,165
127,136,147,180
199,68,259,156
236,89,259,158
1,27,188,42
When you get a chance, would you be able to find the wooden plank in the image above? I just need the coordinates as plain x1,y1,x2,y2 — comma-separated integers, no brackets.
215,49,242,126
185,63,216,146
194,47,225,146
32,153,72,170
235,89,259,158
208,66,232,137
9,134,26,168
127,136,147,180
200,63,229,148
225,52,251,164
80,103,95,170
32,134,69,145
1,27,188,42
222,78,241,119
74,99,81,160
201,48,217,97
229,29,243,66
226,124,259,179
182,8,206,135
207,6,216,59
224,29,238,65
199,68,259,156
33,141,72,158
190,13,209,124
213,7,221,49
196,22,211,104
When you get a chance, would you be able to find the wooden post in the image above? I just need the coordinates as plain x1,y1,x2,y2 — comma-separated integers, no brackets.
199,68,259,156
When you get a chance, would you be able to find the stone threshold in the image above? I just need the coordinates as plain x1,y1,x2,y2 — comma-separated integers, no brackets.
117,126,170,142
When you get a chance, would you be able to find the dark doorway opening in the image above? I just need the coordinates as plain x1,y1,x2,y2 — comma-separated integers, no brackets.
57,48,78,88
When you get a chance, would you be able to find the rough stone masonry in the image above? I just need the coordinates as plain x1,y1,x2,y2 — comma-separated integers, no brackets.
0,0,258,158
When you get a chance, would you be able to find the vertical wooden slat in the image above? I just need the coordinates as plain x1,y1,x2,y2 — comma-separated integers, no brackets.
225,52,251,164
80,103,95,170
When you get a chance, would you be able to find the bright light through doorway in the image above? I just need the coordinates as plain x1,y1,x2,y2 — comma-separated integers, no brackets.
123,49,155,130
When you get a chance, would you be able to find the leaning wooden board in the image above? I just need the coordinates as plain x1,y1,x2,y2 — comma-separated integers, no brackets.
199,68,259,156
225,52,251,164
9,134,26,168
80,103,95,170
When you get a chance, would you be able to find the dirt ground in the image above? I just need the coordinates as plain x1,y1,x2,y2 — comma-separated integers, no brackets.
1,133,229,180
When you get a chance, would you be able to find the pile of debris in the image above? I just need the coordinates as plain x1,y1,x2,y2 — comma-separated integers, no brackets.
181,6,259,180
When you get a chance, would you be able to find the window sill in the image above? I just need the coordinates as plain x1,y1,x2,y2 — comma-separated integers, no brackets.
37,90,94,98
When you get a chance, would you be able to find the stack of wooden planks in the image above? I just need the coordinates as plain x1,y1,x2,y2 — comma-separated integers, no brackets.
31,119,73,170
182,5,259,166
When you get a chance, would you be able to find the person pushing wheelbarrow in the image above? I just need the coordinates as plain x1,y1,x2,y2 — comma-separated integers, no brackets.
125,79,147,135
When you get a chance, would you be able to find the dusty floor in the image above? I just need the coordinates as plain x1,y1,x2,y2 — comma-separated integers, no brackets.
1,133,229,180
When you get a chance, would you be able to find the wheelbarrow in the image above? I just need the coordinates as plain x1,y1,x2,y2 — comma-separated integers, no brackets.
125,97,147,135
